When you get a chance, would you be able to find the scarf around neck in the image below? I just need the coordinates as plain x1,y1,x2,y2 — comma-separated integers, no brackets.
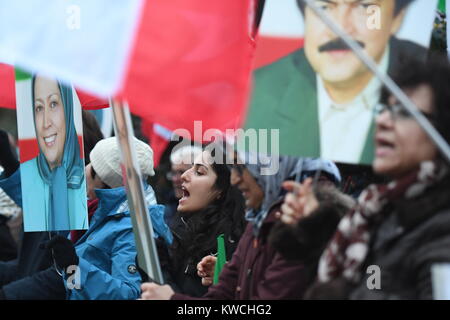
318,160,449,284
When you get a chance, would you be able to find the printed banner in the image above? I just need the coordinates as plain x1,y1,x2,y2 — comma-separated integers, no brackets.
244,0,437,164
15,70,88,231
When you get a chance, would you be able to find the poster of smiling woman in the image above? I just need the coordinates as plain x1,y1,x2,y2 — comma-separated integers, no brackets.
15,69,88,232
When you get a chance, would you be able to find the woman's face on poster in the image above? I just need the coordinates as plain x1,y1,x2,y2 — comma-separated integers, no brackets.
34,76,66,169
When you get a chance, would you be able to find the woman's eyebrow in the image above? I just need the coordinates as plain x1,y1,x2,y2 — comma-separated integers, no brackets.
47,93,60,101
194,163,209,171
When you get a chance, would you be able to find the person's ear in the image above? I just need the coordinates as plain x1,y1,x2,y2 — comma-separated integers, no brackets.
390,8,407,35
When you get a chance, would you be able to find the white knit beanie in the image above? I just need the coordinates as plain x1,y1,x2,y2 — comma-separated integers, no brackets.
90,137,155,188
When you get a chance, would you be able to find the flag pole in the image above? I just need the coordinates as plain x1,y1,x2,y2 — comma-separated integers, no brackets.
110,99,164,284
301,0,450,164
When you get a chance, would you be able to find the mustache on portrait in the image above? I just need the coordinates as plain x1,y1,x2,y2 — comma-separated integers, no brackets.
318,38,366,53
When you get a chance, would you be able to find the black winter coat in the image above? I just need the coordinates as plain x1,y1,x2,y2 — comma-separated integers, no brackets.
350,177,450,300
0,231,66,300
0,214,17,262
160,212,241,297
306,177,450,300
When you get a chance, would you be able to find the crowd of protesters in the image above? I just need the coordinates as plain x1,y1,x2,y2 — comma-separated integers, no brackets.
0,55,450,300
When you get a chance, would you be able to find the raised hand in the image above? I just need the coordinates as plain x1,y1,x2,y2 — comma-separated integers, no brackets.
197,255,217,286
280,178,319,225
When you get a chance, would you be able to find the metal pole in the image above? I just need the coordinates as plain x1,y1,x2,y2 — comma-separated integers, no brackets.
301,0,450,164
110,99,164,284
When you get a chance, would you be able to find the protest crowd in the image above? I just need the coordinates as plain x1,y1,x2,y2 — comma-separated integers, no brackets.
1,0,450,301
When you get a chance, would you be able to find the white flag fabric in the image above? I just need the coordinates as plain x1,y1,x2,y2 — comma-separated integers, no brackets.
432,264,450,300
0,0,143,97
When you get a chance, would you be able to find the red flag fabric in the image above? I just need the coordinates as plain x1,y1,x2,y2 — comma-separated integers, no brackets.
0,63,109,110
254,37,304,68
118,0,254,141
0,63,15,110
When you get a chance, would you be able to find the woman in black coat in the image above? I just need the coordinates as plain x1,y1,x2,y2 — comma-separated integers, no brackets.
279,57,450,300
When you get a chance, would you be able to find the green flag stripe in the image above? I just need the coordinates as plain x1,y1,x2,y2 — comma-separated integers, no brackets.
439,0,445,13
15,68,32,81
213,234,227,285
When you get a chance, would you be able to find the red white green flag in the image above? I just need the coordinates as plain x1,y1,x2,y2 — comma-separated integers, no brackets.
0,0,255,136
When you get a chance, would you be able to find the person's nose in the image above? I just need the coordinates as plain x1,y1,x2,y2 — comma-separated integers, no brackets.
181,168,190,183
43,105,52,129
334,4,356,36
375,108,394,131
230,168,242,186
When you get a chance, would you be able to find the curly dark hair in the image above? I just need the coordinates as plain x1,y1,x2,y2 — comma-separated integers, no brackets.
296,0,415,16
380,54,450,148
170,142,247,273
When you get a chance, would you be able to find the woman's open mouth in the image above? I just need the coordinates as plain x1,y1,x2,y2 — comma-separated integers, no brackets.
179,185,190,203
375,136,395,157
43,134,57,147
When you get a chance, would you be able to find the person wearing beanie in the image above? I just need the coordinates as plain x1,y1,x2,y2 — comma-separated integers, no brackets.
87,136,155,195
0,132,172,300
45,136,172,300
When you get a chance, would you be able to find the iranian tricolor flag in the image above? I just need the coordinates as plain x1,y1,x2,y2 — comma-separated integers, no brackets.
0,63,108,110
0,0,255,136
254,0,305,68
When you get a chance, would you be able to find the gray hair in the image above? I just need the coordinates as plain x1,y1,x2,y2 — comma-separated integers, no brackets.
170,144,203,165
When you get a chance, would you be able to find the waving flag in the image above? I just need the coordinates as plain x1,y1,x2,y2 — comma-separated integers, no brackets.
0,63,108,110
0,0,254,138
119,0,254,136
